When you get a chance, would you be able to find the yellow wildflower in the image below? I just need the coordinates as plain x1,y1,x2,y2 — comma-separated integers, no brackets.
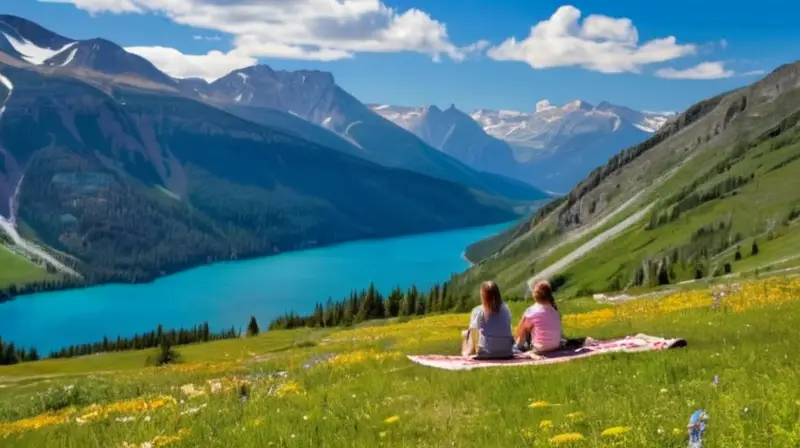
327,350,401,368
250,418,264,427
601,426,631,437
384,415,400,424
0,408,75,437
566,412,584,420
550,433,585,444
276,381,302,397
529,401,554,408
148,428,192,447
540,420,553,429
672,428,681,435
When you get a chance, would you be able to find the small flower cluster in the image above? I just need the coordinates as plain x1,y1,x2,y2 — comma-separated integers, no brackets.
326,350,402,368
121,428,191,448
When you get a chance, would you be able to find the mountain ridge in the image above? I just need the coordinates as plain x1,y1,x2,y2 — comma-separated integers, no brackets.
197,65,546,201
451,59,800,300
371,101,671,192
0,15,537,295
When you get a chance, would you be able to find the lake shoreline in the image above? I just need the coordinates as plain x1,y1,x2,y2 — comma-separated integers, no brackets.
1,218,517,304
1,221,513,353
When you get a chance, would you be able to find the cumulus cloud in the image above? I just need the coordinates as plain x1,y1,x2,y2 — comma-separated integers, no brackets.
487,5,697,74
125,46,256,80
654,61,734,80
41,0,480,79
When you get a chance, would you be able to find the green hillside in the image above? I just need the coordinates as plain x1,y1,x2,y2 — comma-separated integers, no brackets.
0,63,528,295
0,246,56,290
452,61,800,300
1,277,799,447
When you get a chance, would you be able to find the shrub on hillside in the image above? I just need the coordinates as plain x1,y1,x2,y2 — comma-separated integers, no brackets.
148,341,181,367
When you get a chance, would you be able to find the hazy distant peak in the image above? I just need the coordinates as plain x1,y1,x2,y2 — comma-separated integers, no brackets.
536,100,555,113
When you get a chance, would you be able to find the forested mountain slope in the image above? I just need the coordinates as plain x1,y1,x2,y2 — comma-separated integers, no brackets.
454,60,800,298
0,63,519,293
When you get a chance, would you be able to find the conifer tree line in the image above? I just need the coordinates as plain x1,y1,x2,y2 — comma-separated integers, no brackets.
48,322,239,359
0,322,239,365
268,281,489,330
0,338,40,366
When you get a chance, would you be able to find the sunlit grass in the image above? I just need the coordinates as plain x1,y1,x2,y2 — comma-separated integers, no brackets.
2,277,800,446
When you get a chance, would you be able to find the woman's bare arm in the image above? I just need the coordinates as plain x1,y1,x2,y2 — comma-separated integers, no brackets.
515,316,531,345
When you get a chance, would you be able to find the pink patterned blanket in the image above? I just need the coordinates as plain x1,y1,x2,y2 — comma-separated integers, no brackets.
407,334,687,371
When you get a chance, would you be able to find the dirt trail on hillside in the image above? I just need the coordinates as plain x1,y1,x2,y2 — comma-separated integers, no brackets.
525,160,691,290
528,203,654,288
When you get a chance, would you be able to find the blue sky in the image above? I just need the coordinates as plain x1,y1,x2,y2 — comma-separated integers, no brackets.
5,0,798,113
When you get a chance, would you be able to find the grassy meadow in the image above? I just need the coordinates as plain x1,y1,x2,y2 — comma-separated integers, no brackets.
0,246,54,289
1,277,799,447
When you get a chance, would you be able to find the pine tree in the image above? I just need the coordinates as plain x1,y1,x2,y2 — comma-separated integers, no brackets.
246,316,260,337
751,240,760,256
312,303,324,327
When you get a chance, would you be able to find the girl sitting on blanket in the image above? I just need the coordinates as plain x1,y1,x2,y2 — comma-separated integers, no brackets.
514,280,563,355
462,281,514,359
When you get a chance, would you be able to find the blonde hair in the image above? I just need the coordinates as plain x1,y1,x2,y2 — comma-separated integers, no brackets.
480,281,503,316
532,280,558,311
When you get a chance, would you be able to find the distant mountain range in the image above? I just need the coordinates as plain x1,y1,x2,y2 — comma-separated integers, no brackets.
372,101,674,193
0,14,546,292
451,59,800,300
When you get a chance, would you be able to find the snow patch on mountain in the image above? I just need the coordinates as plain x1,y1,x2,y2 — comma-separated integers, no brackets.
0,72,12,92
1,31,76,65
59,46,78,66
0,71,13,121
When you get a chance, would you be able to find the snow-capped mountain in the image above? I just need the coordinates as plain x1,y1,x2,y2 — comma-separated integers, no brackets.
370,104,520,182
471,100,671,154
374,101,673,193
197,66,546,201
0,15,177,88
472,101,672,192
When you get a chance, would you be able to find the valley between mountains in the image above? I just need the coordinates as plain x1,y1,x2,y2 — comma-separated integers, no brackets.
0,14,550,295
3,10,800,317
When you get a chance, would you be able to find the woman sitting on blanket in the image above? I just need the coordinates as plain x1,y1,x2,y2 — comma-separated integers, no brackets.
514,280,564,355
462,281,514,359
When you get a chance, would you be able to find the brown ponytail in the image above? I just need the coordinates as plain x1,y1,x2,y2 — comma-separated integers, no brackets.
533,280,558,312
480,281,503,316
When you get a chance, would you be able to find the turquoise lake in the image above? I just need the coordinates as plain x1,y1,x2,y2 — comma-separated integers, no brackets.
0,222,512,353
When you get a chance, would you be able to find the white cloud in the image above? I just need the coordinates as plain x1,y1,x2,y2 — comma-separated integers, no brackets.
41,0,480,79
125,46,256,80
192,35,222,41
654,61,734,80
487,5,697,74
741,69,766,77
719,38,728,50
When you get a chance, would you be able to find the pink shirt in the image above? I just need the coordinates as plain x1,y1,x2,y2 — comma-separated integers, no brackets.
523,303,562,351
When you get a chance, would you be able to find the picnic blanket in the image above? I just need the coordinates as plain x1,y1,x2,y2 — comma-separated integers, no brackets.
407,333,687,371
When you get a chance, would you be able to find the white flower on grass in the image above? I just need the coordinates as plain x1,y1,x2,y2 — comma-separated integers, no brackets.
209,381,223,394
